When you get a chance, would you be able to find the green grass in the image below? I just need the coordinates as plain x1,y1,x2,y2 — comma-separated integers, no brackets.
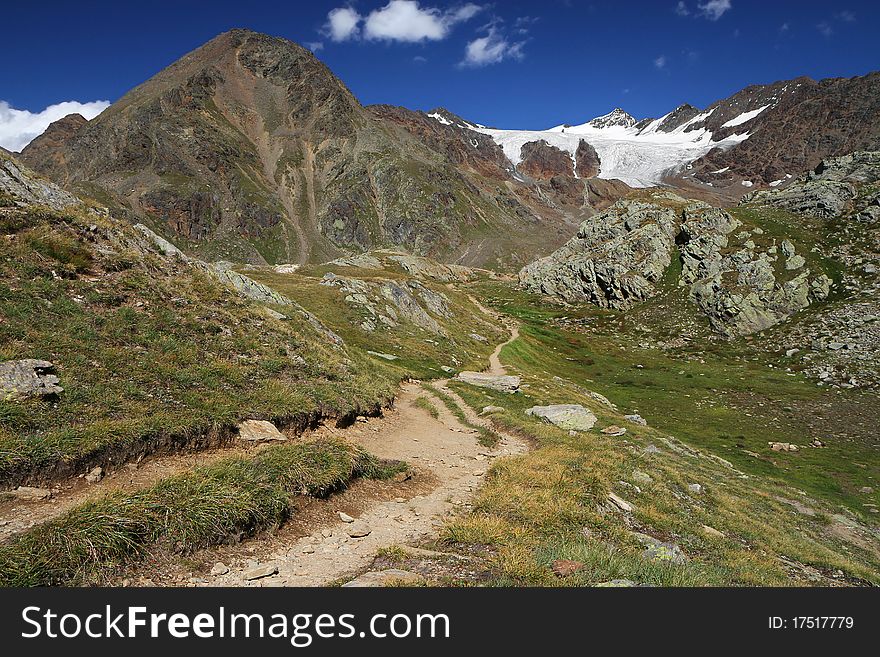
0,206,399,483
441,350,880,587
0,438,406,587
246,268,505,380
463,280,879,518
413,395,440,419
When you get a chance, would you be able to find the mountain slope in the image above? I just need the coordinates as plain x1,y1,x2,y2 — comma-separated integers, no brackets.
18,30,589,270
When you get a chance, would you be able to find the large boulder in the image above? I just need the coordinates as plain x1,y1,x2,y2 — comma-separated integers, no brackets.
525,404,597,431
456,372,521,393
0,360,63,400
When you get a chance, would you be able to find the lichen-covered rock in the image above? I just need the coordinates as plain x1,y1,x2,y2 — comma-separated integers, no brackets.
0,360,63,400
679,205,820,337
321,272,450,336
522,195,834,337
519,199,680,309
525,404,598,432
456,372,521,393
633,532,688,565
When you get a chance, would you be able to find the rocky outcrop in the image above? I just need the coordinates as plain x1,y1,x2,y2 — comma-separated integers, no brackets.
743,152,880,218
679,203,828,336
385,253,475,282
518,140,574,180
0,360,63,400
320,272,450,336
521,194,835,336
519,198,680,309
0,156,78,210
575,140,601,178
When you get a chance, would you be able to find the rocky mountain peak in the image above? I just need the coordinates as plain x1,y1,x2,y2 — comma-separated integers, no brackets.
588,108,637,129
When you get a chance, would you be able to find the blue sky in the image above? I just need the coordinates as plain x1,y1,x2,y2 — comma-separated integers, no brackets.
1,1,878,149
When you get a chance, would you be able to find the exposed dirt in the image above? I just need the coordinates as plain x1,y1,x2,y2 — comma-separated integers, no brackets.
155,378,526,587
128,321,527,587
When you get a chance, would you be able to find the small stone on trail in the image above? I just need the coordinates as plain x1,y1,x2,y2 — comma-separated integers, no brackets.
346,521,372,538
211,562,229,576
243,564,278,581
601,425,627,436
624,414,648,426
338,511,355,523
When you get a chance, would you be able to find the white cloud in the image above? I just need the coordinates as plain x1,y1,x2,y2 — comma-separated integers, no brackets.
305,41,324,52
654,55,668,69
363,1,482,42
817,21,833,37
674,1,690,17
837,10,856,22
697,0,732,20
326,6,362,42
461,26,525,67
0,100,109,152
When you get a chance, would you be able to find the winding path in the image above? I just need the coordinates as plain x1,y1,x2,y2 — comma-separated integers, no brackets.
1,309,525,588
